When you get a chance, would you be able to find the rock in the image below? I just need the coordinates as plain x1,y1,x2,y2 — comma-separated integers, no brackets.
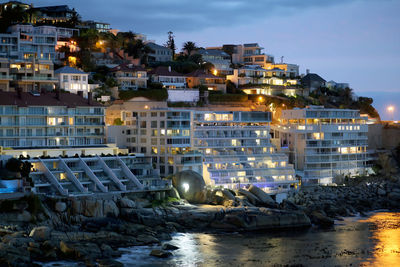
310,210,334,227
96,259,124,267
149,249,172,258
103,200,119,217
60,241,75,257
137,234,159,244
221,189,236,201
281,199,299,210
237,188,260,205
223,199,235,207
135,198,151,209
83,198,104,217
55,201,67,213
171,170,207,204
1,210,32,222
388,192,400,201
248,185,277,207
377,188,386,196
119,197,136,208
29,226,51,241
162,243,179,250
168,187,180,199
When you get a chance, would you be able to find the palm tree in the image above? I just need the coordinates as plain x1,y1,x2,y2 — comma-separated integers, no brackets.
183,41,197,56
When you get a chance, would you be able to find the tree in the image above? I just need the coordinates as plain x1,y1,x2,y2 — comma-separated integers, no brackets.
68,8,81,27
165,31,176,58
5,158,22,173
222,45,236,63
0,5,27,32
183,41,197,56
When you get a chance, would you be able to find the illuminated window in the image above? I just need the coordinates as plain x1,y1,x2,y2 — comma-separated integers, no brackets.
69,118,74,125
48,117,56,125
298,125,305,130
232,139,237,146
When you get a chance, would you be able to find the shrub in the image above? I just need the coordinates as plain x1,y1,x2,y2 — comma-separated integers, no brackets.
119,88,168,101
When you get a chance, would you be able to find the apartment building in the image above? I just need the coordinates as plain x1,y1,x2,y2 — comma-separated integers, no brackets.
146,43,173,63
148,66,186,89
197,49,232,75
106,99,297,193
227,65,302,97
186,69,226,93
271,106,371,185
109,64,147,90
0,90,105,149
55,66,92,97
8,24,57,61
223,43,274,69
265,63,299,78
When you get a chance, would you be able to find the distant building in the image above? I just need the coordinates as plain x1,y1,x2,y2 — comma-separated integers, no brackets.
109,63,147,90
271,106,371,184
0,58,58,92
146,43,172,63
55,66,99,97
301,72,326,92
83,20,111,33
326,80,350,90
197,49,232,75
186,69,226,93
0,90,105,148
265,63,299,78
148,66,186,89
225,43,275,68
0,1,30,15
31,5,75,24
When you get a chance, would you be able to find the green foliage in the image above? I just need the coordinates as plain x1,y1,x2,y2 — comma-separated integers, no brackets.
182,41,198,55
119,88,168,101
165,31,176,58
209,93,248,102
167,102,194,107
113,118,124,126
226,80,238,94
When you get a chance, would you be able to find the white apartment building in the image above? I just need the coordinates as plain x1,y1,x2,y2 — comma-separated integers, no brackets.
227,65,302,97
0,90,105,149
106,100,297,193
55,66,93,97
271,106,371,185
148,66,186,89
146,43,173,63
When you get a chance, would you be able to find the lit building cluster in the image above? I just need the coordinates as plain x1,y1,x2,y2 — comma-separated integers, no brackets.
271,106,372,184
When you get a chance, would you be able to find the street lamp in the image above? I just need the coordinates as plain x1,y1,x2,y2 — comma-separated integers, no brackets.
387,105,395,121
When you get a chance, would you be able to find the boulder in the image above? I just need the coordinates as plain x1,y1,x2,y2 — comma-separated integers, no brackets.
83,198,104,217
162,243,179,250
237,188,260,205
135,198,151,209
96,259,124,267
149,249,172,258
388,192,400,201
103,200,119,217
377,188,386,196
119,197,136,208
310,210,334,227
171,170,207,204
248,185,276,207
29,226,51,241
55,201,67,213
221,189,236,201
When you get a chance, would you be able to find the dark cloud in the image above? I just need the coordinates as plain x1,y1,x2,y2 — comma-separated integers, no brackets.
29,0,375,34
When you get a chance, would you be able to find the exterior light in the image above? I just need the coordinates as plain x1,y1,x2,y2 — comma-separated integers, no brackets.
182,183,189,193
258,96,263,102
213,69,218,76
144,105,149,109
387,105,395,121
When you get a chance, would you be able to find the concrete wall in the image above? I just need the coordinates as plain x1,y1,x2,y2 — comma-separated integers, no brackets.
167,89,199,102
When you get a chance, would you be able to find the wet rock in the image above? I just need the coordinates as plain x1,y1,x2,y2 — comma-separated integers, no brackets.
149,249,172,258
171,170,207,204
119,197,136,208
162,243,179,250
310,211,334,227
96,259,124,267
388,192,400,201
103,200,119,217
55,201,67,213
237,189,260,205
248,185,277,207
377,188,386,196
136,234,159,244
29,226,51,241
135,198,151,209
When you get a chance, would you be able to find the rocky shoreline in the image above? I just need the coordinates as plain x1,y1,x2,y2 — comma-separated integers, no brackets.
0,175,399,266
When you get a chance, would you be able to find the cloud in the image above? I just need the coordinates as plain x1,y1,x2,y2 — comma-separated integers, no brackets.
32,0,377,34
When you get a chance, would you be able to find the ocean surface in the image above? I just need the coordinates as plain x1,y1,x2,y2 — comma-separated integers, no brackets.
44,211,400,267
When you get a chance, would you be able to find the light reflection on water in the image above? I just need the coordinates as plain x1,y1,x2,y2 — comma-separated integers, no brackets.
118,212,400,267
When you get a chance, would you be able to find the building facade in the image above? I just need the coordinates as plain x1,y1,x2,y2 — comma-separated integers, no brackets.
198,49,232,75
55,66,91,97
148,66,186,89
186,69,226,93
0,90,105,149
109,64,147,90
106,99,297,193
271,106,371,184
146,43,173,63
